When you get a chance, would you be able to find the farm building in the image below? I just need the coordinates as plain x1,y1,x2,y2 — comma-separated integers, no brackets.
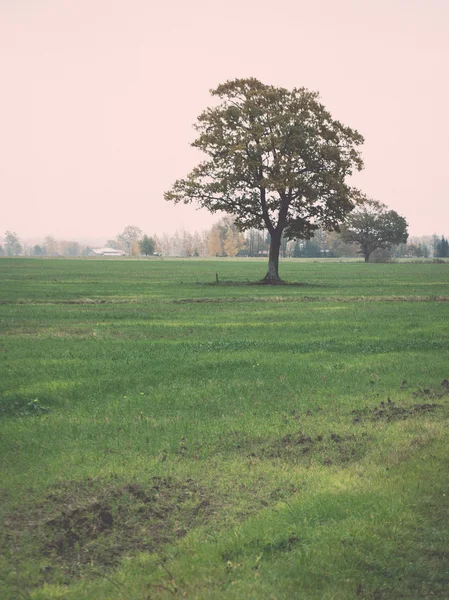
90,247,126,256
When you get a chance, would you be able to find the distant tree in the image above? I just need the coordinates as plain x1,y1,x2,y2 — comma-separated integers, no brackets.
222,217,245,257
290,235,322,258
435,235,449,258
191,231,208,257
292,240,301,258
106,239,122,250
393,243,407,258
140,235,155,256
246,229,256,257
129,240,141,257
246,229,269,256
170,231,184,256
207,227,224,256
156,233,172,256
165,78,364,282
59,241,80,256
280,235,291,258
118,226,143,255
393,237,430,259
224,228,242,257
300,238,321,258
403,242,428,258
340,200,408,262
0,244,4,256
33,245,44,256
44,235,59,256
325,230,358,258
181,230,194,257
4,231,22,256
152,235,163,255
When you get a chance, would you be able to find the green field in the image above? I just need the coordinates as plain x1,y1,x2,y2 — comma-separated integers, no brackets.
1,258,448,599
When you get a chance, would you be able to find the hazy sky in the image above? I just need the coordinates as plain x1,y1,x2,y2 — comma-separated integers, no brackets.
1,0,448,241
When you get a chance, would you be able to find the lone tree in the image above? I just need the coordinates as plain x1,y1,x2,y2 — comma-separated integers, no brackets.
140,235,155,256
340,200,408,262
164,78,365,282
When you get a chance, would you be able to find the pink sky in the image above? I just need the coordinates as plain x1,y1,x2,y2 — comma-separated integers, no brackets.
1,0,448,241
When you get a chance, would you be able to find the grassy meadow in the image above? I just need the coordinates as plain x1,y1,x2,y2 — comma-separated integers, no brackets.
1,257,448,599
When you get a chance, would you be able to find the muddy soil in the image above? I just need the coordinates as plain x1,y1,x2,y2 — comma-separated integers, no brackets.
1,476,211,580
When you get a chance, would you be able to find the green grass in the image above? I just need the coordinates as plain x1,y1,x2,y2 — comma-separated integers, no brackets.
0,257,448,599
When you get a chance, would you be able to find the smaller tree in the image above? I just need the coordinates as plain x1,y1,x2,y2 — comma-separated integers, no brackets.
118,226,143,255
59,241,80,257
4,231,22,256
140,235,155,256
207,226,224,256
435,235,449,258
106,239,122,250
341,200,408,262
44,235,59,256
223,228,241,257
223,218,245,257
421,243,429,258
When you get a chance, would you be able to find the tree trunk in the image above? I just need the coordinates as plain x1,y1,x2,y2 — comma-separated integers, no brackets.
262,230,283,283
362,245,370,262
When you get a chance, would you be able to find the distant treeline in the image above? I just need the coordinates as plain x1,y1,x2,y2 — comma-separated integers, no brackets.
1,223,448,260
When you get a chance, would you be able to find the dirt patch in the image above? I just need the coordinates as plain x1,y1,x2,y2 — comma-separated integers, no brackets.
353,399,442,424
353,381,449,424
411,381,449,401
241,431,368,466
1,476,211,580
352,379,449,423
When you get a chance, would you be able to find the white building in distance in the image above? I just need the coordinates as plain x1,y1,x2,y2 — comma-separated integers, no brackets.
90,247,126,256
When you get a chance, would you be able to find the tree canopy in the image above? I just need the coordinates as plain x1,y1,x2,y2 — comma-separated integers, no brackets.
116,226,143,256
4,231,22,256
139,235,155,256
341,200,408,262
165,78,365,281
434,235,449,258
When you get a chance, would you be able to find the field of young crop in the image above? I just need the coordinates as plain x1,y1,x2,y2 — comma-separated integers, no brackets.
1,257,448,600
